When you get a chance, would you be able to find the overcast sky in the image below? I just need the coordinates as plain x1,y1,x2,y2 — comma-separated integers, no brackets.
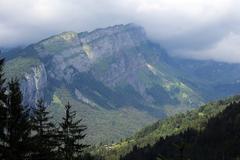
1,0,240,63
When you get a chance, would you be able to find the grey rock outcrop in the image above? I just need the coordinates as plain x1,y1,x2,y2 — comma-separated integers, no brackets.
32,24,147,82
21,64,47,107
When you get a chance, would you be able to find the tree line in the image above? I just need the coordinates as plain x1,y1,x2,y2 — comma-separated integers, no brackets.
0,56,91,160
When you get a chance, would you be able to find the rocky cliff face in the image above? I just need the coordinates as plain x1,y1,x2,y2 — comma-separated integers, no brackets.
21,64,48,107
26,23,201,111
33,24,148,82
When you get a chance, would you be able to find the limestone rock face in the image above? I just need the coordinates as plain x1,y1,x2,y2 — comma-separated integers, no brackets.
32,24,149,84
21,64,47,107
20,23,202,110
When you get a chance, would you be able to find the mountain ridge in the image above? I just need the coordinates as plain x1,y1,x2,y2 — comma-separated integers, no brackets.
3,23,240,143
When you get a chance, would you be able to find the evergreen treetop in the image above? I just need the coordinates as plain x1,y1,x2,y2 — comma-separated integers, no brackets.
58,102,88,160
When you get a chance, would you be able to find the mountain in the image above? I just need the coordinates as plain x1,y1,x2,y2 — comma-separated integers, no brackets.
170,58,240,101
3,23,240,144
95,95,240,160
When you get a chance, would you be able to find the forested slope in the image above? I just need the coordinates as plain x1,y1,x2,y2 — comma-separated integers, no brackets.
93,96,240,160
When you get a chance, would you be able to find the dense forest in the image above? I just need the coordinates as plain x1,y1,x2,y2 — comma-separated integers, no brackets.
122,101,240,160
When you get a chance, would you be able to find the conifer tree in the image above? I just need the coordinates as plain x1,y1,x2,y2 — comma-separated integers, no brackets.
0,55,6,102
58,102,88,160
31,99,58,160
0,55,7,159
3,79,32,160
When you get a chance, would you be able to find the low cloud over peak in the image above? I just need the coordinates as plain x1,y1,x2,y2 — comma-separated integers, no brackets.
1,0,240,63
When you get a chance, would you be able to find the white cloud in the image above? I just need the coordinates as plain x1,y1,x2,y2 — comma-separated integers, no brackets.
0,0,240,62
173,32,240,63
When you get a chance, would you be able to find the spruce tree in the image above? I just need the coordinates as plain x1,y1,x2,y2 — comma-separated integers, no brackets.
0,55,7,102
31,99,58,160
0,55,7,159
3,79,32,160
58,102,88,160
